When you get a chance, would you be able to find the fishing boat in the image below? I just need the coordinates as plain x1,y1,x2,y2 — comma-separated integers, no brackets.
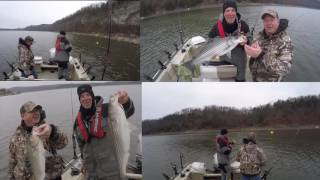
163,154,240,180
2,48,93,81
164,153,271,180
61,154,143,180
151,36,239,82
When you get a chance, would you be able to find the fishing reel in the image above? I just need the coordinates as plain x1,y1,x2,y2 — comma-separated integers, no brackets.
40,110,46,121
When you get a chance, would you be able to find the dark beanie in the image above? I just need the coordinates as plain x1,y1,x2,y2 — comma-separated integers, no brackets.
77,84,94,99
220,128,228,135
223,1,237,13
60,30,66,35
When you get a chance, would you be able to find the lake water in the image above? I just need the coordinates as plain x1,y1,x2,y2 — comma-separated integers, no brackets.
0,31,140,80
143,129,320,180
141,5,320,81
0,83,141,179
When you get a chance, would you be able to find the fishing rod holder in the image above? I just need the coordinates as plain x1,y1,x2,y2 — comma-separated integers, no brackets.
158,60,167,70
163,50,172,59
171,163,178,175
162,173,170,180
179,30,184,45
174,43,179,51
179,153,184,169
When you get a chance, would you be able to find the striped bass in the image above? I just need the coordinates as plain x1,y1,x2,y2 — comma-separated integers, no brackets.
108,93,132,179
191,35,245,65
27,127,46,180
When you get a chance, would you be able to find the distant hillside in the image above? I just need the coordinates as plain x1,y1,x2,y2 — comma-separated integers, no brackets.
141,0,320,17
0,89,16,96
142,95,320,135
24,1,139,36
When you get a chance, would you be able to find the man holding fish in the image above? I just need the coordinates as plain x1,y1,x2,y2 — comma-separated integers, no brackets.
208,0,250,82
73,84,135,180
245,9,293,82
9,101,68,180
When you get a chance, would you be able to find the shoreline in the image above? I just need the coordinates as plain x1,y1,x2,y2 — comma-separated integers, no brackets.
69,32,139,45
0,30,139,45
143,125,320,136
141,2,320,20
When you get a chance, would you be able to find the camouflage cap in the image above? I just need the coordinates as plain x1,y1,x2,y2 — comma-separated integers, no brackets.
24,36,34,42
261,9,279,19
20,101,42,114
246,132,256,143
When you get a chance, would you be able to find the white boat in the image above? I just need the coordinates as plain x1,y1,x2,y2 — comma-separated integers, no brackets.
61,154,142,180
152,36,239,82
3,48,93,81
166,153,271,180
166,161,240,180
162,153,238,180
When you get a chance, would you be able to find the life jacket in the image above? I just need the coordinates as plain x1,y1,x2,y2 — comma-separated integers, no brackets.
216,135,230,147
55,37,62,53
216,14,242,38
76,100,105,143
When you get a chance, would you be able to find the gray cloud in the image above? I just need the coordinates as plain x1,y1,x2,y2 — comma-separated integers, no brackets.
0,1,104,29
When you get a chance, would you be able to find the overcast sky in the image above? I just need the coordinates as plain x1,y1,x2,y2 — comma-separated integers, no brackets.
0,1,105,29
142,83,320,120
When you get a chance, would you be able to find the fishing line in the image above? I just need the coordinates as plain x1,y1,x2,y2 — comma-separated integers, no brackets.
70,87,75,124
101,0,112,80
176,0,184,45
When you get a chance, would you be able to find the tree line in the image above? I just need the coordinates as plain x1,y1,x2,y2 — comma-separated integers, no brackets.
24,1,139,36
141,0,320,17
142,95,320,135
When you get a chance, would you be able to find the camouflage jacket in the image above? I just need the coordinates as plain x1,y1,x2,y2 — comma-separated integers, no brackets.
18,38,34,76
9,121,68,180
236,143,267,175
249,19,293,82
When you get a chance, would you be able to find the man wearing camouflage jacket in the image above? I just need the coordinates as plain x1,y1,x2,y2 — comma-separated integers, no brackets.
236,132,267,180
245,9,294,82
9,101,68,180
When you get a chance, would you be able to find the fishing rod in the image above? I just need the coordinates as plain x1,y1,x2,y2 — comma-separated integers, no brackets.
177,0,185,46
70,88,78,160
147,0,187,82
101,0,112,80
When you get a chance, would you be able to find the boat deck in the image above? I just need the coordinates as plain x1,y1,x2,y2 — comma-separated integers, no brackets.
7,56,91,81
